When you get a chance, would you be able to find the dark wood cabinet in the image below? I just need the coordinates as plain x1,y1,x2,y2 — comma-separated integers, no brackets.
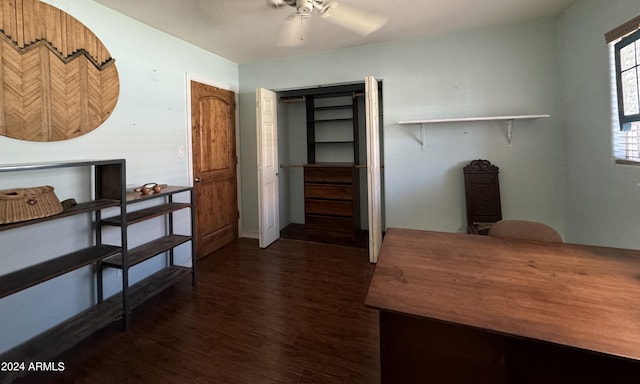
304,164,359,239
279,84,368,245
0,159,195,384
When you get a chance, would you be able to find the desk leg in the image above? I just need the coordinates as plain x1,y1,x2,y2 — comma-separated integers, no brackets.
379,311,505,384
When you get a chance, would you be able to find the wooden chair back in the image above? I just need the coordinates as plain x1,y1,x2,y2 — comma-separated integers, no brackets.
463,159,502,234
488,219,562,242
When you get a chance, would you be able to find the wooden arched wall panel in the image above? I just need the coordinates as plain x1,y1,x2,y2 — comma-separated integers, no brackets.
0,0,119,142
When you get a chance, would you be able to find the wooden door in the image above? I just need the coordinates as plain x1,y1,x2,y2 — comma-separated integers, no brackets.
256,88,280,248
191,81,237,259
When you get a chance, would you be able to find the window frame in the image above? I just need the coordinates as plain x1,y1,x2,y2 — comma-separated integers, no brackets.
614,28,640,130
607,16,640,165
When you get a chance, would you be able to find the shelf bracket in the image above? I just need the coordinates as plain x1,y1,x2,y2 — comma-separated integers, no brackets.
419,123,425,151
506,119,514,149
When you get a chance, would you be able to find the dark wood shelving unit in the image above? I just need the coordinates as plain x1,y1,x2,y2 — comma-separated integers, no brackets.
306,94,359,164
0,159,126,384
0,159,196,384
304,164,359,240
304,90,361,241
102,184,196,330
0,266,192,384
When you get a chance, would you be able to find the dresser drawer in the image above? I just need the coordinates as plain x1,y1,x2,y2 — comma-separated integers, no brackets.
304,166,354,183
305,183,353,200
305,199,354,217
305,215,355,234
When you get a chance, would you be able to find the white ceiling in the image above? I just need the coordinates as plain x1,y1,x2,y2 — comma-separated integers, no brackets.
93,0,576,64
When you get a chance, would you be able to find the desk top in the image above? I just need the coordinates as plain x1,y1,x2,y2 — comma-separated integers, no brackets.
365,228,640,360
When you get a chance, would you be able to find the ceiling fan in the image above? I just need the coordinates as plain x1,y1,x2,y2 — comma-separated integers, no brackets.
268,0,388,47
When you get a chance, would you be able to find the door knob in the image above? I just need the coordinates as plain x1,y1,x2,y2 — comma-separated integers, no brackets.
194,177,201,183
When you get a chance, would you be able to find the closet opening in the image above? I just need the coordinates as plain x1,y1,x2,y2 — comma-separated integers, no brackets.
275,81,384,248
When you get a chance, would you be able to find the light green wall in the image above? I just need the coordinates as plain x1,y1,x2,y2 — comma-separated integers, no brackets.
240,17,565,237
4,0,639,357
0,0,239,353
559,0,640,248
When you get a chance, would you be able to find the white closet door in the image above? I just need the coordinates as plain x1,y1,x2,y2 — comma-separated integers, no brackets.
256,88,280,248
365,76,382,263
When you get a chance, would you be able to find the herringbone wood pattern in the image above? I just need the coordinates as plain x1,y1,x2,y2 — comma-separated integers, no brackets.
0,0,119,142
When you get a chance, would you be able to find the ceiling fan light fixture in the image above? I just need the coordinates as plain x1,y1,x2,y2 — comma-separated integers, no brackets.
277,13,311,47
296,0,313,14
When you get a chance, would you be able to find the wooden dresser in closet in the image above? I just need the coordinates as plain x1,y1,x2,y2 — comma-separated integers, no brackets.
304,164,359,239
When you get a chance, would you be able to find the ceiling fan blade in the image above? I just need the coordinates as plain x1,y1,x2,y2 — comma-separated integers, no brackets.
277,13,311,47
319,2,387,36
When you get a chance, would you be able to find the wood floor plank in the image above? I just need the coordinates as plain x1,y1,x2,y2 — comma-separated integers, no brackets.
14,238,380,384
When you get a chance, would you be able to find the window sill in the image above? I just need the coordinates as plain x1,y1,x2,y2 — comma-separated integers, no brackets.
615,159,640,166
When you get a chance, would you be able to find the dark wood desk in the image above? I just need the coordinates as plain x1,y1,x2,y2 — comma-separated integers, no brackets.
365,228,640,384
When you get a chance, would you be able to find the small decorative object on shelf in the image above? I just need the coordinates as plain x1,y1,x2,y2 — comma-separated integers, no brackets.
133,183,168,195
0,185,63,224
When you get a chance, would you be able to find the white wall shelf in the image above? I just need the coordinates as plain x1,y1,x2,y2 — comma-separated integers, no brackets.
398,114,550,150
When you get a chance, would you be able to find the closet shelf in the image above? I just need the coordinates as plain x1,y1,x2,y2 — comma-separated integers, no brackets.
398,114,550,150
314,118,354,123
314,105,352,111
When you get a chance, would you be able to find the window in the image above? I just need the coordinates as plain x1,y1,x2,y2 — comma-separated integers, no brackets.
607,16,640,164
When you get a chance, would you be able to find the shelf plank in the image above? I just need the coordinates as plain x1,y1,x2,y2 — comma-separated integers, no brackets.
0,199,121,232
101,203,191,226
398,114,551,150
102,235,192,268
125,186,191,203
0,245,122,299
128,266,192,310
398,114,550,125
314,105,352,111
315,141,355,144
314,118,354,123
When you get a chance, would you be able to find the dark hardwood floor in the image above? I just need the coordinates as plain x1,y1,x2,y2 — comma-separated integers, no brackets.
280,224,369,249
15,238,380,384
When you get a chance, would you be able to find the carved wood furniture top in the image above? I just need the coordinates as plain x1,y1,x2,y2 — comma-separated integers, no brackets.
365,228,640,361
463,159,502,234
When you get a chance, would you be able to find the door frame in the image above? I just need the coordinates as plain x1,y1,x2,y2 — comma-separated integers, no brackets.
262,78,384,258
365,76,383,263
185,73,243,237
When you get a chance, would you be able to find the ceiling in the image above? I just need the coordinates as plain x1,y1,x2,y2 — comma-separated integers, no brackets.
93,0,576,64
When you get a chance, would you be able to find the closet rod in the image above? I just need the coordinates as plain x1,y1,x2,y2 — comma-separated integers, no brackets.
279,96,305,103
279,164,380,169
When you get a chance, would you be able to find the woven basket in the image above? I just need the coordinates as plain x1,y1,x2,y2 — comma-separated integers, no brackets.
0,185,63,224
